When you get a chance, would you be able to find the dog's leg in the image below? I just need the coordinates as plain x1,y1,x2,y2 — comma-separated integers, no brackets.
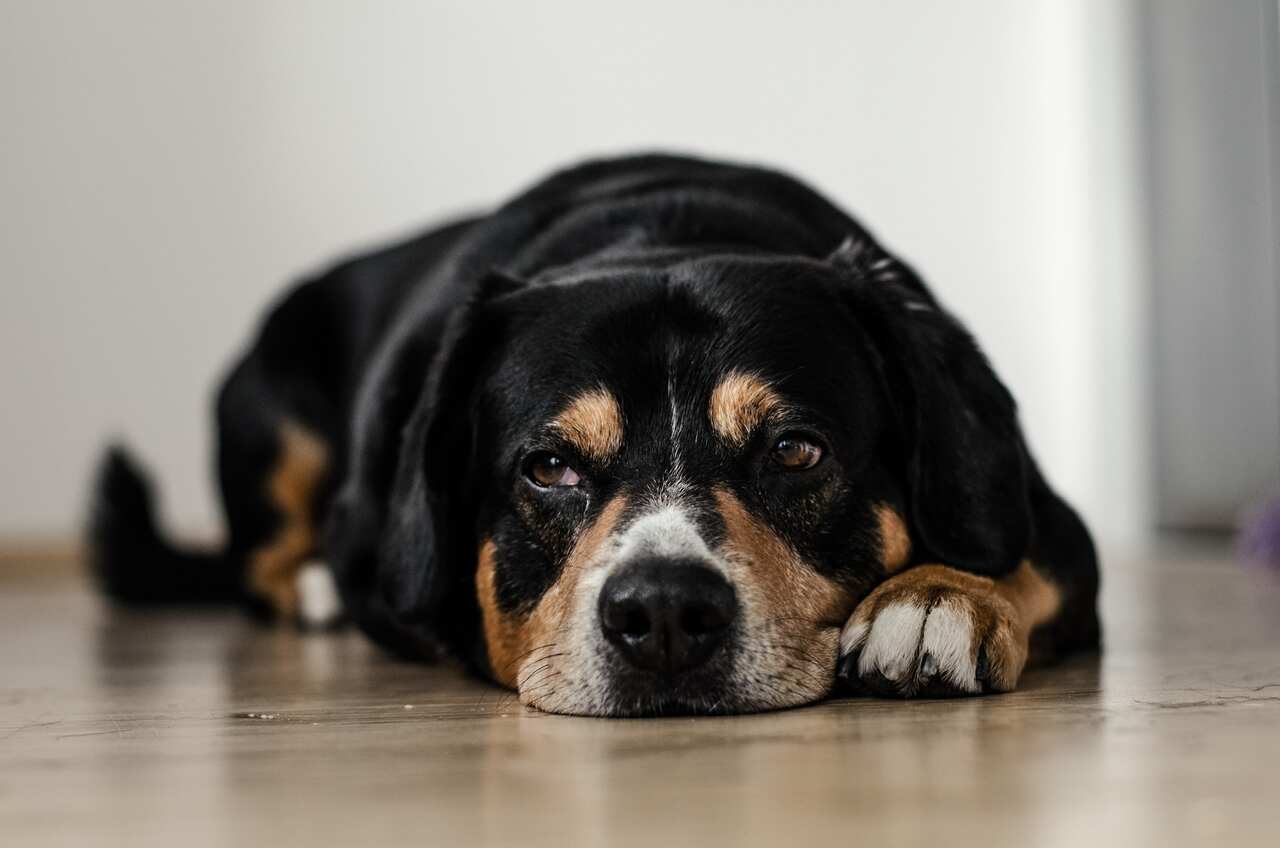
244,420,332,620
836,561,1059,696
837,479,1099,698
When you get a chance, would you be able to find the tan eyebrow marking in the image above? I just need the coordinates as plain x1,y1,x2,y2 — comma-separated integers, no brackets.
551,387,624,462
708,371,785,446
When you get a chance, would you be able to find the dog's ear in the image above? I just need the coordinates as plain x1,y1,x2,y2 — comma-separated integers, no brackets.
326,271,519,658
831,237,1031,575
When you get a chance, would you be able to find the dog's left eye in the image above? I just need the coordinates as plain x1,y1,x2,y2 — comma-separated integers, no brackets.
524,452,582,488
769,434,823,470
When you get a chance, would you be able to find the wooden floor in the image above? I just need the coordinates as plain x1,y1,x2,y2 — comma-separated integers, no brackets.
2,544,1279,847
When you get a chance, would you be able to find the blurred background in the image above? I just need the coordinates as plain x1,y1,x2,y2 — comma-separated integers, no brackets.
1,0,1276,554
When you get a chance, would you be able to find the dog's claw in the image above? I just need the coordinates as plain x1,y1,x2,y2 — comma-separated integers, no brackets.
919,651,938,678
836,650,860,683
975,647,990,682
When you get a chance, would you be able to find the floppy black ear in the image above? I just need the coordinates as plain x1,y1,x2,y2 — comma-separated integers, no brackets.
326,271,518,659
831,237,1031,576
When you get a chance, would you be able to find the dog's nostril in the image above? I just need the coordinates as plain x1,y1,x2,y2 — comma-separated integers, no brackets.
598,559,737,675
603,600,651,638
680,601,731,636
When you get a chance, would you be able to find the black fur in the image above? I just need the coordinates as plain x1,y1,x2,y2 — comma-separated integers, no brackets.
90,448,240,604
89,153,1100,697
830,247,1032,576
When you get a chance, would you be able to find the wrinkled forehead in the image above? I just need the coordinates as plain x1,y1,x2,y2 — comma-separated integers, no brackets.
482,260,879,468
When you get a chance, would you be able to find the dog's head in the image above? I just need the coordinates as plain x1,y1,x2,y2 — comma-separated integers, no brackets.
335,238,1029,716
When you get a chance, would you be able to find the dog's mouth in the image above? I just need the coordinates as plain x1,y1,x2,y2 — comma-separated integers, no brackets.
563,631,744,717
513,615,845,718
559,670,740,718
519,658,842,718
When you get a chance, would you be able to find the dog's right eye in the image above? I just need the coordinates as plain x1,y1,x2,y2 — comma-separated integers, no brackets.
769,433,824,470
524,452,582,488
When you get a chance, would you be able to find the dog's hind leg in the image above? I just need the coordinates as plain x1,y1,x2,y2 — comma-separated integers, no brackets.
216,355,337,624
244,419,331,619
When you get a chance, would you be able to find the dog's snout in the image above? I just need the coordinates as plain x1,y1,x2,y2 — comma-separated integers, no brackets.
598,559,737,675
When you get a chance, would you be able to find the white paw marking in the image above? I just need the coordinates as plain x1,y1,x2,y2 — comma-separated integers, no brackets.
859,602,927,681
838,618,868,656
919,597,979,692
296,561,342,627
840,597,982,692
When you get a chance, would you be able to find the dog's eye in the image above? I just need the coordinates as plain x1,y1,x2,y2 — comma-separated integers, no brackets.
769,434,823,470
524,452,582,488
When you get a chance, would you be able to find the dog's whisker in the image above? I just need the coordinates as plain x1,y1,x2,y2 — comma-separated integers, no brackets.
501,641,561,674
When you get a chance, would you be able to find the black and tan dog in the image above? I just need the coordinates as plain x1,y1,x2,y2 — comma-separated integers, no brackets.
91,154,1100,716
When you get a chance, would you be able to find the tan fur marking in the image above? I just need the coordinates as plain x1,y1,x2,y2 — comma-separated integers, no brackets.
247,421,329,617
552,388,623,462
713,488,851,629
476,540,523,687
847,561,1061,690
995,560,1062,633
477,496,628,689
875,505,912,573
708,372,785,446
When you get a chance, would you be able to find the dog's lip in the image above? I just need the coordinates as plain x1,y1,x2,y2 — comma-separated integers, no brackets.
599,682,832,717
596,647,736,704
522,648,841,717
608,696,732,718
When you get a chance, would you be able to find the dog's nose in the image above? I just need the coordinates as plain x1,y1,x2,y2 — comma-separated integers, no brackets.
598,559,737,674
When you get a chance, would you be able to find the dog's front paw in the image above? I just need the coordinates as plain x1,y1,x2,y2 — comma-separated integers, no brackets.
836,565,1029,697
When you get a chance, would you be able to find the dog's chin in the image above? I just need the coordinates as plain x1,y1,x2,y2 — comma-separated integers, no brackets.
518,659,836,718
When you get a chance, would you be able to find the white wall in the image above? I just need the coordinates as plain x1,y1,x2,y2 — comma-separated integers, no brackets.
0,0,1148,545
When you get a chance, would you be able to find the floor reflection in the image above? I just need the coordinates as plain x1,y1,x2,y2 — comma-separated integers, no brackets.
20,546,1273,847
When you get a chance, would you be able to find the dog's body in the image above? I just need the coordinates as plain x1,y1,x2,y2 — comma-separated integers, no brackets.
92,154,1099,716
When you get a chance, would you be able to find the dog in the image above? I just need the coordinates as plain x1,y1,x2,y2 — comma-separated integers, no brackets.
91,154,1100,716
